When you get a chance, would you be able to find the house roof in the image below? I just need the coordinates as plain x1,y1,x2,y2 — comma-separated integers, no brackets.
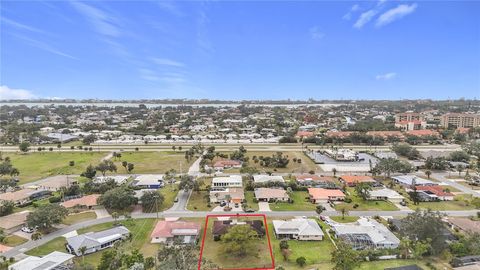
391,175,436,186
214,160,241,167
296,174,335,182
325,131,354,138
366,131,404,138
66,226,130,252
308,188,345,200
447,217,480,234
0,189,45,202
339,175,375,184
254,188,289,200
61,194,100,208
9,251,74,270
252,175,284,183
133,174,164,186
0,211,30,230
332,217,400,246
272,218,324,237
406,129,440,137
370,188,404,200
296,131,315,137
416,186,454,197
212,175,242,184
212,220,265,236
150,221,200,239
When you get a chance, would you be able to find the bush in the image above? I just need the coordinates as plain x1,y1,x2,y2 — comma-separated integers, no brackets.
49,196,61,203
344,197,352,203
353,203,359,209
296,256,306,267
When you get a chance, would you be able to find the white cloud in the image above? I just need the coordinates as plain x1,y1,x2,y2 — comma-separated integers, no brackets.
353,10,378,29
343,4,360,20
70,1,121,37
376,72,397,80
157,0,184,17
1,17,47,34
376,4,418,27
309,26,325,40
139,69,160,81
0,85,37,100
10,33,78,60
152,58,185,67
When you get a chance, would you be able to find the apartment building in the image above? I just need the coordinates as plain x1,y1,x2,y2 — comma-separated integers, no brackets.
440,113,480,128
394,112,426,131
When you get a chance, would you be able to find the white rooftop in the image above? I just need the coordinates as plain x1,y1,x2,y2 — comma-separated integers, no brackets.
8,251,74,270
253,175,285,183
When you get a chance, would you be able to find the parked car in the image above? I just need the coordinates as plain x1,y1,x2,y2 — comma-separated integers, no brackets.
174,197,179,203
21,226,34,233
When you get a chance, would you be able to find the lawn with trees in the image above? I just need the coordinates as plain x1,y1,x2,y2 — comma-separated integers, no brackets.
112,151,194,174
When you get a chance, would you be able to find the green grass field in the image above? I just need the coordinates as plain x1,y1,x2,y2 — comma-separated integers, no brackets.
269,191,316,211
244,191,259,211
27,218,158,266
62,211,97,225
4,235,28,246
159,184,179,211
201,217,273,269
268,219,334,269
330,216,359,223
5,152,105,184
245,151,320,174
187,191,214,211
113,151,194,174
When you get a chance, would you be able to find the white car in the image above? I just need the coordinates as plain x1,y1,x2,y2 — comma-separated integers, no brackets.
21,227,34,233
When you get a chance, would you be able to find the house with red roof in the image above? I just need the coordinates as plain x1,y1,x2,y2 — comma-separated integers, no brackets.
61,194,100,209
405,129,440,138
325,131,354,139
415,186,454,201
296,131,315,138
213,159,242,172
308,188,345,203
339,175,376,187
150,220,201,244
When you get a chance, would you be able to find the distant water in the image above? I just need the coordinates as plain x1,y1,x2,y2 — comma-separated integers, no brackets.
0,102,345,108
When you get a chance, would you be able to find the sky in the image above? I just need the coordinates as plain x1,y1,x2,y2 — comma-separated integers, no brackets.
0,0,479,100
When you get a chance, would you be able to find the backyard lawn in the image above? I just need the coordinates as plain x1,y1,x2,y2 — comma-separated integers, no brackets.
5,152,105,184
62,211,97,225
269,191,316,211
113,151,194,174
330,216,359,223
268,219,334,270
27,218,158,266
187,191,214,211
357,258,449,270
4,235,28,246
201,217,273,269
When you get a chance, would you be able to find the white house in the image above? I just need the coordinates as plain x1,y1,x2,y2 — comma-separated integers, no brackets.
9,251,74,270
253,175,285,184
369,188,404,203
211,175,242,191
272,218,324,241
66,226,130,256
132,174,164,189
391,175,436,187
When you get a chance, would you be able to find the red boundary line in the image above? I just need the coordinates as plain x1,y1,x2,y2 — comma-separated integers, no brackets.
198,213,275,270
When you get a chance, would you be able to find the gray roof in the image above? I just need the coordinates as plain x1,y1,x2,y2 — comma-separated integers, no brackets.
273,218,324,237
331,217,399,246
66,226,130,253
9,251,74,270
391,175,436,186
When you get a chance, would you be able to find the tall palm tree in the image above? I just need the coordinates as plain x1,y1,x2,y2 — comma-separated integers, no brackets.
332,168,337,178
79,246,87,265
425,170,432,179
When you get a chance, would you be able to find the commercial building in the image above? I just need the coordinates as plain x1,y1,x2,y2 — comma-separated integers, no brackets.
440,113,480,128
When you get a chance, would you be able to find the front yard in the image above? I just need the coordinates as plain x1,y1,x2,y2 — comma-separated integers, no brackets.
62,211,97,225
159,184,180,211
269,191,316,211
187,191,214,211
245,151,320,174
4,235,28,246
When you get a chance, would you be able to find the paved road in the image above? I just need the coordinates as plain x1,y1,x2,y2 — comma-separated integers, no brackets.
431,172,480,198
5,207,479,259
0,143,462,153
165,189,192,212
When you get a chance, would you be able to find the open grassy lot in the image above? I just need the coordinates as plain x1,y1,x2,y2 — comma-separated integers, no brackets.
269,191,316,211
5,152,105,184
27,218,158,266
159,184,179,211
245,151,319,174
187,191,214,211
113,151,194,174
201,217,273,269
244,191,259,211
410,200,476,211
268,219,334,270
4,235,28,246
62,211,97,225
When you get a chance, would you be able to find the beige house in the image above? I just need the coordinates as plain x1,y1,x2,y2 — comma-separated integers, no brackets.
254,188,289,202
0,211,30,233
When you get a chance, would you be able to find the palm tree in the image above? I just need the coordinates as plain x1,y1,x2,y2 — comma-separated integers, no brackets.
332,168,337,178
457,165,464,177
425,170,432,179
79,246,87,265
111,212,119,223
339,206,349,220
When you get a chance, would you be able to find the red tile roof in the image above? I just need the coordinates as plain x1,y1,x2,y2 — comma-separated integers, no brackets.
308,188,345,200
214,160,241,167
150,221,201,238
296,131,315,137
325,131,354,138
61,194,100,208
406,129,440,137
416,186,454,197
339,175,376,185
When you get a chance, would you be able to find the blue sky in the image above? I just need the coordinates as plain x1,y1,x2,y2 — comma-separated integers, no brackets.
1,0,479,100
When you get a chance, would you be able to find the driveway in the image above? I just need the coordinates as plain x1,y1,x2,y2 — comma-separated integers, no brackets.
258,202,271,211
94,207,111,219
